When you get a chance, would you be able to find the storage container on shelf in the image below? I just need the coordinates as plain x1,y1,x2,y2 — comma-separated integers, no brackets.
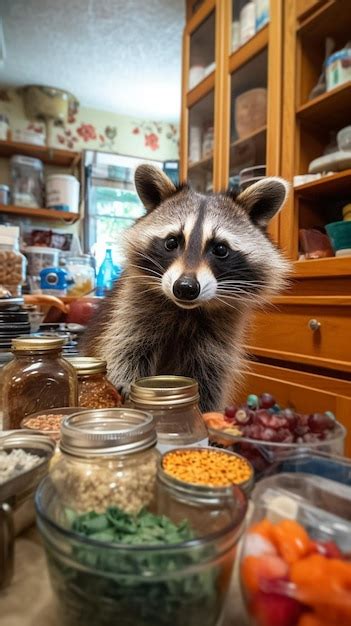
1,336,78,430
24,246,60,292
240,472,351,626
129,375,208,453
0,226,26,296
0,114,9,141
46,174,80,213
0,184,10,205
66,357,122,409
66,255,95,296
10,155,43,208
36,407,247,626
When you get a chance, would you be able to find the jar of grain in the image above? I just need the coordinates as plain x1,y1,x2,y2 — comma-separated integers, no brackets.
0,228,26,296
1,336,78,429
66,357,121,409
50,408,159,515
129,375,208,454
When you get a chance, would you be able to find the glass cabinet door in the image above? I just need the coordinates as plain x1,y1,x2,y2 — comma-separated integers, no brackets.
188,10,216,91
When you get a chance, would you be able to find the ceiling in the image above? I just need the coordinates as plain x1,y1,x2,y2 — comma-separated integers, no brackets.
0,0,184,121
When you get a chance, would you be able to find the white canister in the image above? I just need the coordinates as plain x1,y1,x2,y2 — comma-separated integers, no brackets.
240,1,256,45
46,174,80,213
232,20,240,52
189,65,206,90
326,49,351,92
255,0,269,31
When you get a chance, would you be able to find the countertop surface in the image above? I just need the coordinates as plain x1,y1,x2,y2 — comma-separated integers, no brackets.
0,527,250,626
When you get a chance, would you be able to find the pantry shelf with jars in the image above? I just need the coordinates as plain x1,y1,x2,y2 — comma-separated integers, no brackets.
181,0,351,446
0,203,81,223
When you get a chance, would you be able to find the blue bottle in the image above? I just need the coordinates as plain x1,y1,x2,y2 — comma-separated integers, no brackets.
96,248,117,296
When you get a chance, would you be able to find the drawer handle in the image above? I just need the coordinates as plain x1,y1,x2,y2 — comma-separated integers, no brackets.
308,319,321,332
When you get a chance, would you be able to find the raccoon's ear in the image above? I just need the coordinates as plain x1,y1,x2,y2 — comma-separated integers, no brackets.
134,164,177,212
237,177,289,227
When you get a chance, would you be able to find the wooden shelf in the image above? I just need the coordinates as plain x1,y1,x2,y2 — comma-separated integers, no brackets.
0,204,80,223
186,71,215,108
294,256,351,278
0,140,81,167
230,126,266,173
295,169,351,200
229,25,269,74
296,82,351,129
297,0,350,42
188,153,213,172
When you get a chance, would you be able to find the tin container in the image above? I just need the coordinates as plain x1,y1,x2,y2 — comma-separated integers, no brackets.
130,375,208,453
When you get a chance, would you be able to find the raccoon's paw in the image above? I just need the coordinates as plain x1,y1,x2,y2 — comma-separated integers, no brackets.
117,382,131,404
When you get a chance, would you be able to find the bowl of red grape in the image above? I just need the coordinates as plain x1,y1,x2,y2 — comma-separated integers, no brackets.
203,393,346,478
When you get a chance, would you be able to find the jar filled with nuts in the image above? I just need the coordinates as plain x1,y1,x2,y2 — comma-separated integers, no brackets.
50,408,159,515
0,227,26,296
66,357,122,408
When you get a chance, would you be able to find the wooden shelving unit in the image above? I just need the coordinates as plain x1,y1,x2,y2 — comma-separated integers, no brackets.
186,71,215,107
296,82,351,128
0,140,80,168
0,204,80,223
295,170,351,200
188,153,213,172
229,24,269,73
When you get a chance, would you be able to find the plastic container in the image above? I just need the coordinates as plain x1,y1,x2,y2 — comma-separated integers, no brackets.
337,125,351,151
0,228,26,297
208,421,346,479
10,155,43,208
36,410,247,626
240,473,351,626
0,184,10,205
326,220,351,256
96,248,117,296
255,0,269,30
260,449,351,485
235,88,267,139
326,48,351,91
46,174,80,213
66,255,95,296
24,246,60,284
1,336,78,430
66,357,122,409
130,375,208,453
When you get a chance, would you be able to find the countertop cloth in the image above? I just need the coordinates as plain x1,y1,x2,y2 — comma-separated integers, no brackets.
0,527,250,626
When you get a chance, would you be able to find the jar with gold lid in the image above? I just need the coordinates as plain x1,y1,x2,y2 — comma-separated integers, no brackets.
129,375,208,453
66,357,121,409
1,336,78,430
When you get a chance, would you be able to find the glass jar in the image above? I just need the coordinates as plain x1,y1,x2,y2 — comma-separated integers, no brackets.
1,336,78,430
0,235,26,297
129,375,208,453
66,255,95,296
10,155,44,208
66,357,122,409
50,408,159,514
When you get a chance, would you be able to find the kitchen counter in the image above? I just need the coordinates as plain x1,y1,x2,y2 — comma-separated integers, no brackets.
0,527,249,626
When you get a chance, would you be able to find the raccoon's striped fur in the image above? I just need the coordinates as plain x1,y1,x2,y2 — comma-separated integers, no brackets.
84,165,290,411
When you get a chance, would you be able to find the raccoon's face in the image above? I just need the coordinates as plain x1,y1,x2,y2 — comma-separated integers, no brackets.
125,165,290,310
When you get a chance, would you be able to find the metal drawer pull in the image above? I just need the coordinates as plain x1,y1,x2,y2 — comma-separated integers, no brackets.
308,319,321,331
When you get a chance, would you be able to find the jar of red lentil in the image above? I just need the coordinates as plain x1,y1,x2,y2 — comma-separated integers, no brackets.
1,336,78,430
66,357,121,409
129,376,208,454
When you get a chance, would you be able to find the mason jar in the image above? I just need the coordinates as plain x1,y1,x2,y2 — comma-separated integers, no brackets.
66,357,122,409
50,408,159,515
129,375,208,453
1,336,78,429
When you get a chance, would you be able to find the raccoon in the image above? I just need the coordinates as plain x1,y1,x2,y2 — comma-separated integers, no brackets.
84,164,290,412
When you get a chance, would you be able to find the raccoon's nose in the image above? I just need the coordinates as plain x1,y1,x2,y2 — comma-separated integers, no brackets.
173,275,200,301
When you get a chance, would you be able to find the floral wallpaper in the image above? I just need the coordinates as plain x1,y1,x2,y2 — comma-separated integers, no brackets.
0,88,179,161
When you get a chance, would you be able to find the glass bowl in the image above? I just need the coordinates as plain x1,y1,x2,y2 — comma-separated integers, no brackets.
240,473,351,626
36,472,247,626
208,421,346,479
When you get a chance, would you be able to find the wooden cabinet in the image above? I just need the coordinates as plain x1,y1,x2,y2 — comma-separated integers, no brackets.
181,0,351,452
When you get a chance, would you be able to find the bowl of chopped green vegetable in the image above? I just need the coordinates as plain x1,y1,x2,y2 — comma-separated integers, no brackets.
36,473,247,626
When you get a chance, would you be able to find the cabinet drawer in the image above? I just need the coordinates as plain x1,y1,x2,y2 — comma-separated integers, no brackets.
246,304,351,373
235,365,351,456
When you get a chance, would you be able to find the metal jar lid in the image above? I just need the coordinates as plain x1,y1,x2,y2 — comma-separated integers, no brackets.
12,336,66,351
65,356,107,375
60,408,157,457
130,375,199,407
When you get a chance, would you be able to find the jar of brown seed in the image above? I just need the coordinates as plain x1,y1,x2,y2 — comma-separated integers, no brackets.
66,357,122,409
